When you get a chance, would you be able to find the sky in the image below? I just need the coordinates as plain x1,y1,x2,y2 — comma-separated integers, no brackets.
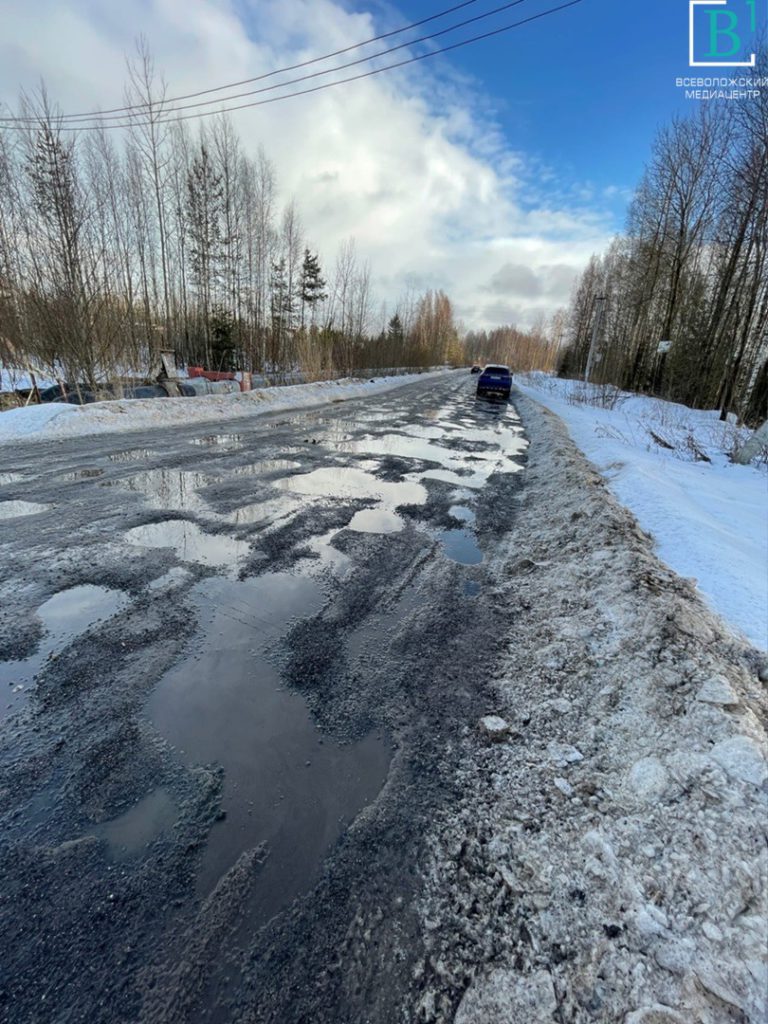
0,0,763,330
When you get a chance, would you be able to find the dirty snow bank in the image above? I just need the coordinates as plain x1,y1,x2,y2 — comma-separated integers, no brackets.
515,373,767,651
0,370,452,445
415,394,768,1024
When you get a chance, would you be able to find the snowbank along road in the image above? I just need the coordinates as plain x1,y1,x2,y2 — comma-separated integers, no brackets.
0,373,765,1024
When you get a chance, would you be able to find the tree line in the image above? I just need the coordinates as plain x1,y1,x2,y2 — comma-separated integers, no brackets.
0,45,461,387
463,314,565,373
558,57,768,425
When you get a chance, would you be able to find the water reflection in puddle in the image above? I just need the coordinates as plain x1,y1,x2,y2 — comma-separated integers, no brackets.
125,519,251,571
228,459,301,477
437,528,483,565
108,449,158,462
275,466,427,506
147,574,391,910
94,788,178,859
449,505,476,524
302,529,353,574
0,584,130,718
105,469,214,513
0,500,51,519
148,566,194,592
191,434,244,449
224,495,303,527
347,508,403,534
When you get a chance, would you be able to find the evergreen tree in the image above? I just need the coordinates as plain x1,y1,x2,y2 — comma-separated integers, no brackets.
299,248,327,329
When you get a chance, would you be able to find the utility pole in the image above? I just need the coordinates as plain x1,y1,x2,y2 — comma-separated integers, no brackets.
584,295,605,384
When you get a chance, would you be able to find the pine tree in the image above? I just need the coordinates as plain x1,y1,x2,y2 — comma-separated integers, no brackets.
299,248,327,329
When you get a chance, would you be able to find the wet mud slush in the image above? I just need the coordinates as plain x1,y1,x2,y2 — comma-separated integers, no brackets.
0,373,527,1023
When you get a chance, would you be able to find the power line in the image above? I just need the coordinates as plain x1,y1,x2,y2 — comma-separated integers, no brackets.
1,0,585,133
11,0,530,128
0,0,483,124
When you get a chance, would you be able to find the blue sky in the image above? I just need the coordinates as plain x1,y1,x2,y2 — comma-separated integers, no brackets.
374,0,766,228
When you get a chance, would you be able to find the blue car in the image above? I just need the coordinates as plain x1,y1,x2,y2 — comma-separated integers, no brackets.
476,364,512,400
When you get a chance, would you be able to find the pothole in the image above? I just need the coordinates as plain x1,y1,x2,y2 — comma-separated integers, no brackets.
275,466,427,506
92,788,179,860
449,505,476,524
124,519,251,571
146,573,391,912
0,584,130,718
108,449,159,462
104,468,215,514
436,528,483,565
347,508,404,534
191,434,244,449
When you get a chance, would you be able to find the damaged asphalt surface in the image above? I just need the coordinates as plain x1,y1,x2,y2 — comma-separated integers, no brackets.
1,373,766,1024
0,373,528,1023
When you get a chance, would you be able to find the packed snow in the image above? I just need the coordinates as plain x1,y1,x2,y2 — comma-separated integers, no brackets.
0,370,452,445
516,373,768,651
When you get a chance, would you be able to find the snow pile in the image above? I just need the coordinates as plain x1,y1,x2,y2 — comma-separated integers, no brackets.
515,373,767,651
416,393,768,1024
0,402,81,438
0,370,453,445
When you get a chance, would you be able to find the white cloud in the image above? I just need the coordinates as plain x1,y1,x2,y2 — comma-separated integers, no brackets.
0,0,617,329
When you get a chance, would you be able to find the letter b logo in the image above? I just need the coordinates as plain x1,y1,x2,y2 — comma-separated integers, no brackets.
689,0,758,67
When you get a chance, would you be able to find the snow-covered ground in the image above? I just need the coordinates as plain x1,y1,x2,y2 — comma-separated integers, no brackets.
516,373,767,651
0,370,452,445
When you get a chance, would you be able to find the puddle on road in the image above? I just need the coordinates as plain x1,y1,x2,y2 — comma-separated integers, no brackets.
275,466,427,506
223,494,304,528
108,463,302,522
0,584,129,718
105,468,215,514
334,434,446,463
227,459,302,477
347,508,404,534
148,566,194,592
147,574,391,914
94,788,178,859
124,519,251,571
302,528,353,575
464,581,481,597
437,528,483,565
191,434,244,449
108,449,159,462
449,505,476,524
0,500,51,520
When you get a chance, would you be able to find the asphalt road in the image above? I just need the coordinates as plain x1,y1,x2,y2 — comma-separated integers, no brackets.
0,372,527,1023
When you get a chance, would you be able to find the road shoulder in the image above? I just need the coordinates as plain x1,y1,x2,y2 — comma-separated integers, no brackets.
415,390,768,1023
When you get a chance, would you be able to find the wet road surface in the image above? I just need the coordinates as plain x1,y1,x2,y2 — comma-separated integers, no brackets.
0,372,527,1023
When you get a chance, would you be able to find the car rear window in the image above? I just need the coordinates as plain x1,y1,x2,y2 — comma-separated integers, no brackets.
484,366,510,376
